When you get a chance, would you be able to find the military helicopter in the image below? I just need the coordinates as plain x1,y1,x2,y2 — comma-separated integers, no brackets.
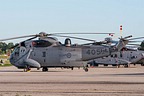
88,48,144,68
0,32,131,72
88,38,144,68
133,40,144,66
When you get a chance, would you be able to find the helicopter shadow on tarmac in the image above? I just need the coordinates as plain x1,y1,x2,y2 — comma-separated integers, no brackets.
111,73,144,76
0,68,75,73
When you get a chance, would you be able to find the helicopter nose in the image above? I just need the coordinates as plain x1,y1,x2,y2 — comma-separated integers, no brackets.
9,54,14,62
9,54,16,66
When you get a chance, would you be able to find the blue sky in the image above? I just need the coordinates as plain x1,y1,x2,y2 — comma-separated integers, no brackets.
0,0,144,44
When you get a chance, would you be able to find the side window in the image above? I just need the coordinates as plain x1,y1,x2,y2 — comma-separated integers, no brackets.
14,47,20,56
120,53,122,57
20,47,26,53
42,52,46,57
114,54,117,58
32,40,52,47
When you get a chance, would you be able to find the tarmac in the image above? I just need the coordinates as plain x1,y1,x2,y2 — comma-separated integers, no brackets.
0,65,144,96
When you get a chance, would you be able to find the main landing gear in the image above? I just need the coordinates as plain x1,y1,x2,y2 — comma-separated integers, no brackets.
124,64,129,68
83,66,88,72
42,67,48,72
84,68,88,72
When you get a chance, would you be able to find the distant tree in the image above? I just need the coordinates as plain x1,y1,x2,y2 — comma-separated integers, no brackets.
7,42,14,49
0,42,7,54
0,42,15,54
0,49,3,55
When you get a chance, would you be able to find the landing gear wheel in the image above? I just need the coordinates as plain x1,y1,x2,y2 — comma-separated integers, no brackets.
117,65,120,68
26,68,31,72
42,67,48,72
83,64,89,72
85,68,88,72
104,64,108,67
71,67,74,70
24,66,31,72
95,64,99,67
124,64,128,68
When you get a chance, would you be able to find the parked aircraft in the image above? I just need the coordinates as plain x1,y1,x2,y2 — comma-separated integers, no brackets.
88,39,144,68
0,32,131,72
88,48,144,67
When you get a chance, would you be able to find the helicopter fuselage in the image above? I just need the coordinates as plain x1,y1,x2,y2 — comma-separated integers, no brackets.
9,35,129,71
10,44,111,69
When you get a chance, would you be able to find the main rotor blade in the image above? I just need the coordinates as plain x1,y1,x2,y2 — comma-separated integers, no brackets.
0,32,114,42
128,41,142,43
0,35,36,41
9,36,38,49
51,32,115,35
25,36,37,41
52,34,96,42
82,41,107,45
128,37,144,40
123,35,132,39
127,44,140,46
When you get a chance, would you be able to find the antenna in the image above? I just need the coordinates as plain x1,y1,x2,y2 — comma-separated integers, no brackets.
120,25,123,37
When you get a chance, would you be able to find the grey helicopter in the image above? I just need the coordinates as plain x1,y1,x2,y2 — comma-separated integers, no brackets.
134,40,144,66
88,37,144,68
0,32,131,72
88,48,144,68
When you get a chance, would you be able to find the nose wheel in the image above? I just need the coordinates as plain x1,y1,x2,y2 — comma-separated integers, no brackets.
24,66,31,72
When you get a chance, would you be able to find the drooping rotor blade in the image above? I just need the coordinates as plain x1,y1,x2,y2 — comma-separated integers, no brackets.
52,34,96,42
0,32,52,41
25,36,37,41
123,35,132,39
9,43,19,49
0,34,37,41
118,35,132,40
8,36,38,49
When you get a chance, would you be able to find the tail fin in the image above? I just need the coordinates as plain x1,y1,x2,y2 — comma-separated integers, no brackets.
115,35,132,51
140,40,144,48
139,40,144,50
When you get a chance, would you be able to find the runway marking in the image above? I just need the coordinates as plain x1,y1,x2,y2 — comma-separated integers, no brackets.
0,81,144,84
0,90,144,94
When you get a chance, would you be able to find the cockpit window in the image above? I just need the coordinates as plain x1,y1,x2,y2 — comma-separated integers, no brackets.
32,40,52,47
13,47,20,56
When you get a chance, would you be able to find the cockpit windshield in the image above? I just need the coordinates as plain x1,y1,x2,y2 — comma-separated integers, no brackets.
32,40,52,47
12,47,20,56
